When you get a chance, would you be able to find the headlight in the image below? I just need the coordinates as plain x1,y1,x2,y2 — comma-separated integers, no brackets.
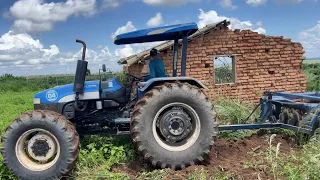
34,98,41,104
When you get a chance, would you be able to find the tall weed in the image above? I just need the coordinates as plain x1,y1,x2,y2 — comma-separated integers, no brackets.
214,97,259,125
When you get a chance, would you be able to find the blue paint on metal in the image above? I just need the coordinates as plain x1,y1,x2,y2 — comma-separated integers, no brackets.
138,77,206,91
256,90,320,135
264,90,320,102
259,97,275,122
218,123,312,134
34,80,99,104
34,77,123,104
114,23,198,45
135,77,207,100
102,77,123,93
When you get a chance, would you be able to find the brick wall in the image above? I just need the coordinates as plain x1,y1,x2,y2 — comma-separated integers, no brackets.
126,26,306,103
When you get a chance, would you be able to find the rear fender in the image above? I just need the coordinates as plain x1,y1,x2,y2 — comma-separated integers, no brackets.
137,77,207,99
139,77,207,91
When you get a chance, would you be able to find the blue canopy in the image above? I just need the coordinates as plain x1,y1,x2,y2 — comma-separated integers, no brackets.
114,22,198,45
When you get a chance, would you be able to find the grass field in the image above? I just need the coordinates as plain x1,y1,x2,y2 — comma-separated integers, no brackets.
303,59,320,64
1,65,320,179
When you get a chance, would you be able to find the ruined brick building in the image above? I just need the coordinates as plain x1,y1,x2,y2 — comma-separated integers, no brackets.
119,20,306,102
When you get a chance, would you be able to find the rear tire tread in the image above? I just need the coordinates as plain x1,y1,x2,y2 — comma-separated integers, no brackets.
130,83,218,170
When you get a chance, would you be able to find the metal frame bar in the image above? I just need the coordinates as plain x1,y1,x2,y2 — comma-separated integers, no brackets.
218,123,313,135
265,91,320,102
172,38,179,77
181,35,188,77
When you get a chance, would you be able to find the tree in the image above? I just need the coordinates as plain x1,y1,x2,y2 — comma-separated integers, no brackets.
86,69,91,76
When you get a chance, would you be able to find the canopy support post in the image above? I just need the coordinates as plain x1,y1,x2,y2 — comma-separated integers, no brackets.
181,35,188,77
172,38,178,77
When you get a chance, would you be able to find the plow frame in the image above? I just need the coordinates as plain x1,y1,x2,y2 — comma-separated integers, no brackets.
218,90,320,136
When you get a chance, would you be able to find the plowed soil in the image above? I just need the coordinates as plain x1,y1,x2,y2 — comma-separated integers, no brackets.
111,133,299,180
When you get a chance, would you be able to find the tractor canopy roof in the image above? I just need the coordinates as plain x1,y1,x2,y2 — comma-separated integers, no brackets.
114,22,198,45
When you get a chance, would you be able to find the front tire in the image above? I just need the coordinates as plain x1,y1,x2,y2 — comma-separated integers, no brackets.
130,83,218,169
1,110,79,180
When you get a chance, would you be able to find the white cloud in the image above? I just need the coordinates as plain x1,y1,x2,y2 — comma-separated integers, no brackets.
299,21,320,58
12,20,53,33
219,0,238,10
274,0,316,3
102,0,120,8
7,0,97,33
197,9,267,34
111,21,137,40
246,0,267,6
0,31,61,67
0,32,44,50
256,21,263,27
0,31,63,75
101,0,138,8
229,19,253,30
115,45,135,58
197,9,226,29
0,31,59,61
142,0,200,6
0,30,135,76
146,13,164,27
253,27,267,34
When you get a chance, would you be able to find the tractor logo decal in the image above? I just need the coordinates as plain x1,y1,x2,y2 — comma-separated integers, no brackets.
46,90,58,102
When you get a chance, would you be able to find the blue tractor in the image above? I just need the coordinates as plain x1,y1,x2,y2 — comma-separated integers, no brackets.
1,23,218,179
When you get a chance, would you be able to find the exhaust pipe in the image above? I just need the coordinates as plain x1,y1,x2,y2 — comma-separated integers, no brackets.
74,39,88,111
76,39,86,61
73,39,88,94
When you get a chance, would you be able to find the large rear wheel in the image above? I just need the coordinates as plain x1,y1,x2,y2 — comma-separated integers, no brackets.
1,110,79,180
130,83,218,169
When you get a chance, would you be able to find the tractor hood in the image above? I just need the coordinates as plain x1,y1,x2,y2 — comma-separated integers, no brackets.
34,81,100,104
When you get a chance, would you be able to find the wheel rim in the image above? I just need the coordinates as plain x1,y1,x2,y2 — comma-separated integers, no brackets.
153,102,201,152
15,128,60,171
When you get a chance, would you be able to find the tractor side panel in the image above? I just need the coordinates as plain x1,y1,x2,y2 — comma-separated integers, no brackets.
34,80,100,104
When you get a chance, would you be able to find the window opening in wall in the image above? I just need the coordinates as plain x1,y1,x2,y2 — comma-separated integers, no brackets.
214,55,236,84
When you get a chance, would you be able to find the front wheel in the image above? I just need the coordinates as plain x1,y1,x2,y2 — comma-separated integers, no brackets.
1,110,79,180
130,83,218,169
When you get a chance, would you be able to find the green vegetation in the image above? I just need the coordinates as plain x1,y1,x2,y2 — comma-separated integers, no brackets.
1,63,320,179
303,59,320,64
214,66,233,84
302,61,320,91
0,72,126,93
263,132,320,180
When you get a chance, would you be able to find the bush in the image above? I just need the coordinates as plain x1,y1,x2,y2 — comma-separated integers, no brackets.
213,97,259,125
75,135,137,178
302,63,320,91
265,132,320,180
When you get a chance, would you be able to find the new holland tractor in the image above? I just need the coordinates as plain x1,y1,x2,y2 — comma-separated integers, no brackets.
1,23,218,179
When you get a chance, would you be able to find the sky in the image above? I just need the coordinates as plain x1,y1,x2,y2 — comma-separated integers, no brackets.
0,0,319,76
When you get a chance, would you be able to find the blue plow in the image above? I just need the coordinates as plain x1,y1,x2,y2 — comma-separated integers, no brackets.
220,90,320,136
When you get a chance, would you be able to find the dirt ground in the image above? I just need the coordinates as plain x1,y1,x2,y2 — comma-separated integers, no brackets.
111,133,299,180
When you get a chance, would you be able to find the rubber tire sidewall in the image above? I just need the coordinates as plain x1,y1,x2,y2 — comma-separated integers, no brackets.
2,111,78,180
132,84,217,168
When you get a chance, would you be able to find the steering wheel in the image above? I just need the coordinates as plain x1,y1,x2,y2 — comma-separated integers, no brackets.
127,73,142,81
